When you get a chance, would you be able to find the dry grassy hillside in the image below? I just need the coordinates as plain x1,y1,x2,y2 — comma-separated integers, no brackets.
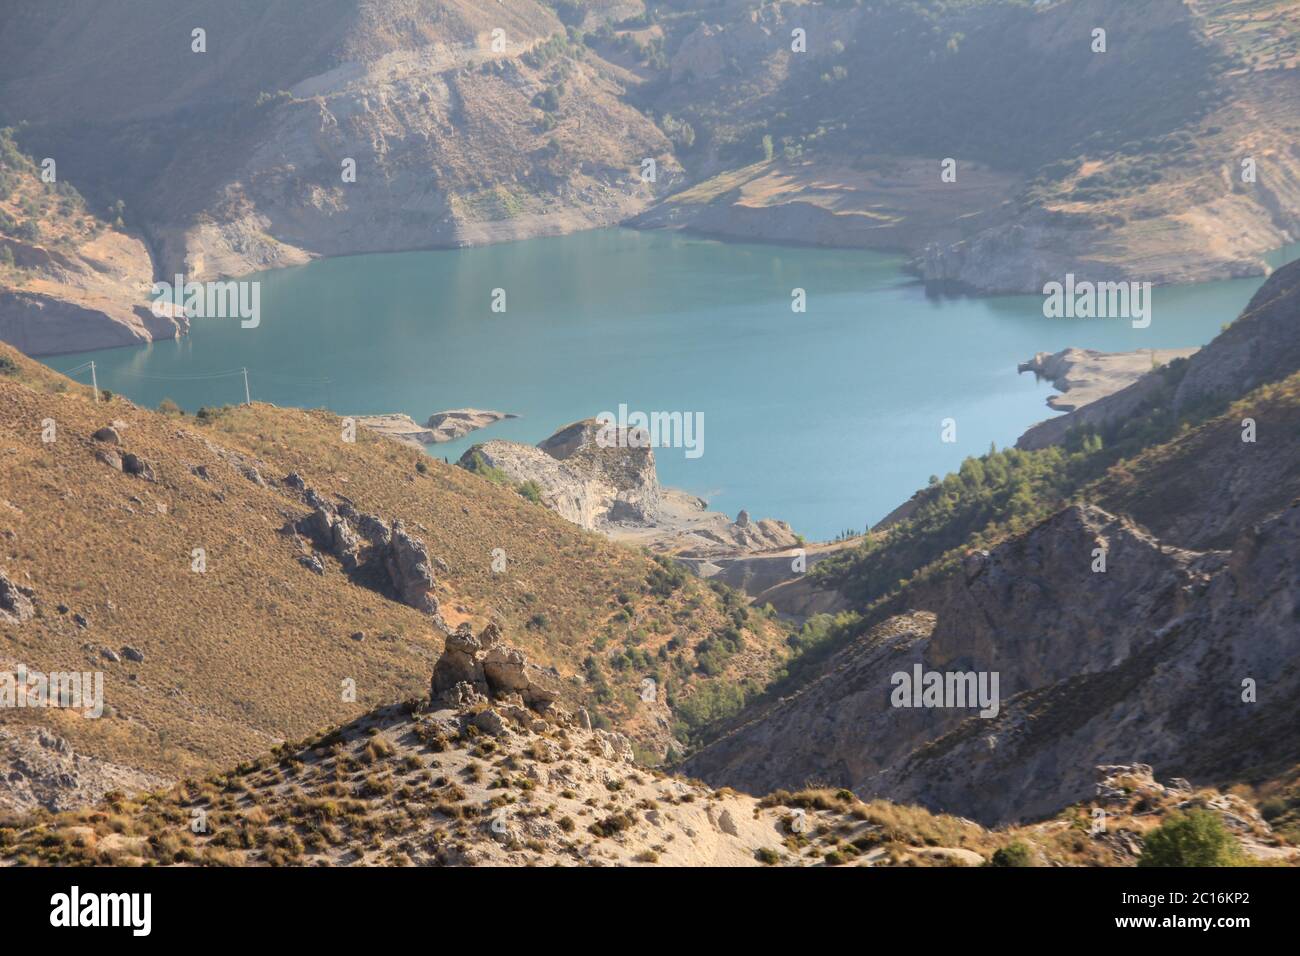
3,692,1288,867
0,343,792,799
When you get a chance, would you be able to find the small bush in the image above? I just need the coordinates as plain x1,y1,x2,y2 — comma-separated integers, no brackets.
989,841,1033,867
1139,810,1243,867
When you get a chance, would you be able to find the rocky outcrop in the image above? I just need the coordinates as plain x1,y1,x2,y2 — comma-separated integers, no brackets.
685,501,1300,826
461,418,662,530
461,419,801,592
0,569,35,624
430,622,566,718
287,479,446,629
0,727,168,814
384,520,440,618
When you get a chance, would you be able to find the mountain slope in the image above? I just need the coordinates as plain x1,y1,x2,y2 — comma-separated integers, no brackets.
0,130,185,355
680,266,1300,824
0,1,673,306
636,0,1300,291
5,630,1290,866
0,343,791,807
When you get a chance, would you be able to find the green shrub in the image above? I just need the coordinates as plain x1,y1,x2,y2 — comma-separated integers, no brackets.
989,841,1034,867
1138,810,1243,867
461,450,508,484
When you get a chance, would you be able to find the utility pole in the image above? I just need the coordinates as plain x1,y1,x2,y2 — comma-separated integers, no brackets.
90,361,98,403
242,367,251,406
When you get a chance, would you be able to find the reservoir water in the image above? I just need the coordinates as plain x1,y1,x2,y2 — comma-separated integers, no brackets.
46,229,1299,540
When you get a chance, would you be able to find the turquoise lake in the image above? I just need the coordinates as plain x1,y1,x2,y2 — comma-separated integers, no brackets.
46,230,1299,540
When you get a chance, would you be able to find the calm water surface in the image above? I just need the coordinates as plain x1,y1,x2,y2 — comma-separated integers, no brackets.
47,230,1299,539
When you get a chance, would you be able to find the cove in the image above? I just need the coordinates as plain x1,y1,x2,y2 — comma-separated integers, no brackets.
45,229,1299,541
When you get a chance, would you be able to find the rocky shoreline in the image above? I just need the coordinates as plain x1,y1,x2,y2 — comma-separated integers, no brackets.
1019,346,1199,412
459,418,803,588
355,409,515,449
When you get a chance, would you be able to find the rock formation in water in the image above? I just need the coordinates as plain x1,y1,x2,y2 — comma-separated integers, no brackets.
459,418,800,590
425,409,517,442
1019,347,1198,413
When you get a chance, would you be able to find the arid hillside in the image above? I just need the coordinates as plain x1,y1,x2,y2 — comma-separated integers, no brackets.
3,627,1292,866
2,1,1298,355
635,0,1300,291
0,0,672,302
681,262,1300,825
0,342,793,808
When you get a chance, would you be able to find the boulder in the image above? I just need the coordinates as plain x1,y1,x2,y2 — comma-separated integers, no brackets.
472,708,509,737
95,449,122,471
91,426,121,445
0,570,35,624
121,453,155,481
588,730,635,763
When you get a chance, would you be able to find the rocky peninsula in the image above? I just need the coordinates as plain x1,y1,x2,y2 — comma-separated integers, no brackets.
355,409,515,449
459,418,801,588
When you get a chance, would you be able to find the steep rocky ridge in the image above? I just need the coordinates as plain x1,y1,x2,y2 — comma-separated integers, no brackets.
685,499,1300,826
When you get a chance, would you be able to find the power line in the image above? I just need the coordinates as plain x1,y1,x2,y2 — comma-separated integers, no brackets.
49,361,336,410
